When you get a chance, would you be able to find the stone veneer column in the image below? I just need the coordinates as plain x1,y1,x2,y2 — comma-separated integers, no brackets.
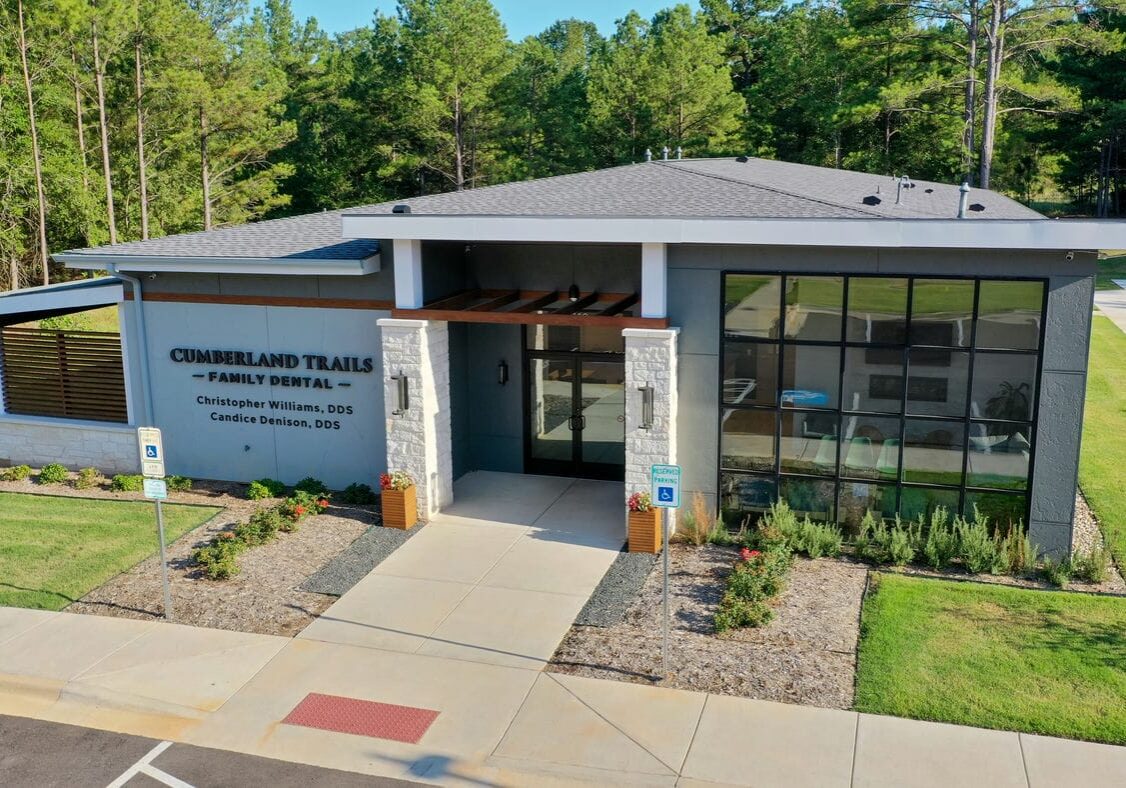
624,328,679,531
378,318,453,521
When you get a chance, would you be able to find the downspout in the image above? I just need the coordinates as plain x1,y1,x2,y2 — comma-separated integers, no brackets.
107,264,154,426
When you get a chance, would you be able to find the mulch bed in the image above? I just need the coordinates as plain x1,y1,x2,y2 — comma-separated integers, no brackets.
0,476,382,637
549,543,868,710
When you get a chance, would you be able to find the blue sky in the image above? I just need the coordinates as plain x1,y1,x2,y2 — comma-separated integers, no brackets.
262,1,700,40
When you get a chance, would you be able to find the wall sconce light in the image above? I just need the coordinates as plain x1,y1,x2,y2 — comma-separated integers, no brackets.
639,384,654,430
390,371,410,416
568,283,580,302
497,359,509,386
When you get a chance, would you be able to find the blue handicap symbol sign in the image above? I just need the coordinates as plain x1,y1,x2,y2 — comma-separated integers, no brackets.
144,444,159,459
657,486,674,503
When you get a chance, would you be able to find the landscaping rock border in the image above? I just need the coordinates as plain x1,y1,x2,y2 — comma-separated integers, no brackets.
301,524,423,596
573,551,656,628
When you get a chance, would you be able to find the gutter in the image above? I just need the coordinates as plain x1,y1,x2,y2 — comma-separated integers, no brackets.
107,265,155,426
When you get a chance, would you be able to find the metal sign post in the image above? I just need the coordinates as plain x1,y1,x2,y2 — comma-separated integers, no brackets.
138,429,172,621
650,463,681,680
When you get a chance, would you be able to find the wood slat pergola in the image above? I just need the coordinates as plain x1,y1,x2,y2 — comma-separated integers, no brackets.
390,289,666,328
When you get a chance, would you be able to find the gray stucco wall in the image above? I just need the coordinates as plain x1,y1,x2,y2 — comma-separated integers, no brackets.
121,270,392,489
668,244,1096,552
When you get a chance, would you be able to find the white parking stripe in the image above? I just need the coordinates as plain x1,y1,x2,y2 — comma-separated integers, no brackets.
105,740,194,788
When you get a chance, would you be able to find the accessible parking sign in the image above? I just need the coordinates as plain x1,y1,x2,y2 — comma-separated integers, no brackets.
650,464,681,508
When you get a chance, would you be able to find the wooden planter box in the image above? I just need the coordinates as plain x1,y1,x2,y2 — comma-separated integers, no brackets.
382,486,418,530
628,508,662,553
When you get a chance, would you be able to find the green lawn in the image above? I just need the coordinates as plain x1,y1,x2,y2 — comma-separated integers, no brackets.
1096,254,1126,291
1080,317,1126,570
856,573,1126,745
0,493,220,610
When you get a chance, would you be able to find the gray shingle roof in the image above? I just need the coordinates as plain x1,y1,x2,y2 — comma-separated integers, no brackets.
56,157,1043,264
349,158,1043,221
56,209,379,261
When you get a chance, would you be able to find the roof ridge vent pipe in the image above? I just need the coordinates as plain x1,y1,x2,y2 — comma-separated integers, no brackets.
895,175,912,204
676,146,683,160
645,148,653,162
107,264,155,427
958,181,971,218
662,146,669,161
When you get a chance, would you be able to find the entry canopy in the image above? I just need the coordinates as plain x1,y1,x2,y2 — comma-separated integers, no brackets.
0,277,123,327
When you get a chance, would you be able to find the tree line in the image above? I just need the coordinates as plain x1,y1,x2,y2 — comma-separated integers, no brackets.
2,0,1124,290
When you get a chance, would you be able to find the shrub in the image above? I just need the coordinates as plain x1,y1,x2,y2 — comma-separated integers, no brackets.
886,518,917,566
678,492,717,547
37,463,69,485
233,508,284,546
192,533,244,580
923,507,959,570
294,476,329,496
1072,546,1110,584
111,474,145,492
339,483,378,505
246,478,286,499
715,593,773,632
957,508,999,574
279,490,330,531
2,464,31,482
74,467,102,490
994,524,1036,576
166,475,193,492
786,515,843,559
1041,555,1073,588
707,512,740,547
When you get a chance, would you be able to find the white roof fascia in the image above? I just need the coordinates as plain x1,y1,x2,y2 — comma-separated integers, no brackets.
53,252,381,276
340,214,1126,251
0,281,124,316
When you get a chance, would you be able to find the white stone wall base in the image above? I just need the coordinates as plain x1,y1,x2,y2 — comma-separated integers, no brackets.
0,417,139,474
624,328,679,533
379,318,453,521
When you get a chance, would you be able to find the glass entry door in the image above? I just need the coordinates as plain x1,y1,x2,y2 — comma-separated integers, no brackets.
525,353,626,480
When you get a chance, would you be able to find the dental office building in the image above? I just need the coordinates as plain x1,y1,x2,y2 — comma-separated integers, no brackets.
2,157,1123,555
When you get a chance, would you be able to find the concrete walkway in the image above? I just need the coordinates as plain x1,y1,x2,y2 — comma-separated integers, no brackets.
2,472,1125,786
298,472,625,669
1095,282,1126,333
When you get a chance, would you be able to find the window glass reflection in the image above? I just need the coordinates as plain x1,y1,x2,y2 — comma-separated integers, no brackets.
720,473,776,524
781,345,840,409
780,478,836,522
900,487,961,523
780,412,839,476
843,347,904,414
785,276,843,341
725,275,781,339
976,281,1044,350
964,491,1028,529
903,418,965,486
967,422,1031,490
721,409,776,473
911,279,974,347
846,278,908,344
906,349,968,417
971,352,1037,422
723,342,778,407
838,483,897,532
840,414,900,480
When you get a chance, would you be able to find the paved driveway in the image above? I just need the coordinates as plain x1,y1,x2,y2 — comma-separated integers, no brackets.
1095,282,1126,333
298,471,624,669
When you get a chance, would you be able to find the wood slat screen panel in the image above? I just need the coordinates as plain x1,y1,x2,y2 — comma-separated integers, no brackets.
1,327,128,423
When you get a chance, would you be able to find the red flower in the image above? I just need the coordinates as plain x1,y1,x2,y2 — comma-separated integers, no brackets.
219,531,234,540
317,498,329,508
379,473,392,490
294,505,306,516
739,547,761,561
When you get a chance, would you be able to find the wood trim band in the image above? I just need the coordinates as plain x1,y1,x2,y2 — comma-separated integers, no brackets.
123,291,395,310
390,307,668,329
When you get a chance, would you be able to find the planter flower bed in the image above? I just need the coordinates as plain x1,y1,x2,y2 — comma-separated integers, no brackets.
627,491,661,553
380,471,417,529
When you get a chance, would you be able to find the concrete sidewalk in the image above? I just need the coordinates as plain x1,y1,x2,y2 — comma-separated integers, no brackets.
2,469,1125,786
1095,282,1126,333
4,609,1125,786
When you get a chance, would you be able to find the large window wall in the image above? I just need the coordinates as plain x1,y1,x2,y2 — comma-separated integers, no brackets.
719,273,1045,531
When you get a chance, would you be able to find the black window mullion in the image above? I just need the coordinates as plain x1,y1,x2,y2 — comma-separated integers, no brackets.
774,276,786,481
895,277,915,515
958,280,982,516
834,276,849,522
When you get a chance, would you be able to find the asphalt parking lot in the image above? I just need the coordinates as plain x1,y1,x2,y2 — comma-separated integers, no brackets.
0,714,419,787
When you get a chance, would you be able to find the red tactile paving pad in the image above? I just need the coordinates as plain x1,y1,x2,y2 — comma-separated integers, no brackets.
282,693,440,744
